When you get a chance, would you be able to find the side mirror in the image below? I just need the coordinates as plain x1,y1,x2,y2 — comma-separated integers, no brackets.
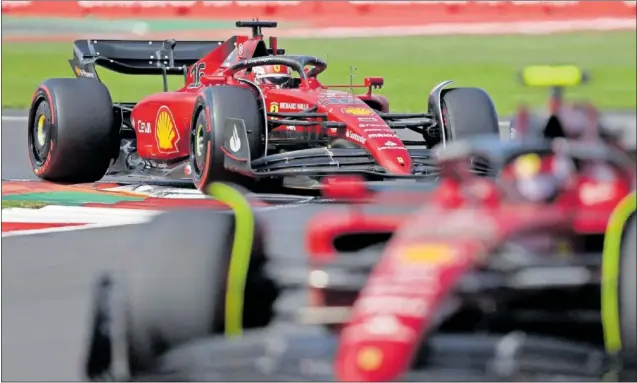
364,77,384,89
321,175,371,202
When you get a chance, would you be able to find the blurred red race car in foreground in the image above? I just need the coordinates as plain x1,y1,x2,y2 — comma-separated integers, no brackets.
28,20,499,192
84,132,635,381
298,134,635,381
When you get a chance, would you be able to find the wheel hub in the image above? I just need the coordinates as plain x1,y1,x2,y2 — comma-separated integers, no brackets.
32,102,52,164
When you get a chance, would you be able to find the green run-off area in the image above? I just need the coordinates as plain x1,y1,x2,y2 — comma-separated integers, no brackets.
2,31,635,114
2,191,144,206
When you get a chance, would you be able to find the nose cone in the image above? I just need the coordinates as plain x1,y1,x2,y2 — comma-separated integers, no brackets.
372,140,412,175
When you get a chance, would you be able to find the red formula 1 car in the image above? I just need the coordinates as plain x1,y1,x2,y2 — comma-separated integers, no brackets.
28,20,500,192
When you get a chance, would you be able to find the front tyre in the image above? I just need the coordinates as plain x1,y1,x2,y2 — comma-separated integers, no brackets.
441,87,500,141
28,78,116,183
189,86,263,192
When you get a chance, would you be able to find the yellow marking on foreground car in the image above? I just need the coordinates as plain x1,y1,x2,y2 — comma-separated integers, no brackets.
400,243,456,265
520,65,585,88
207,182,255,337
602,191,636,354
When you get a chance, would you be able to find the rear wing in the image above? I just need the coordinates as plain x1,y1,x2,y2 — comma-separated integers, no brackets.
69,39,224,78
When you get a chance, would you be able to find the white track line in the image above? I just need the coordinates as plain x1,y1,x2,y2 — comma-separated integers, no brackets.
1,221,147,238
1,116,27,122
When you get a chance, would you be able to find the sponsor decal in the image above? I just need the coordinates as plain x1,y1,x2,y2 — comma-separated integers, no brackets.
579,183,617,205
368,133,397,139
237,43,244,56
286,125,296,131
273,64,282,73
357,346,383,371
155,106,180,153
359,123,389,129
399,243,456,265
379,145,407,151
229,124,241,152
346,130,366,145
137,120,151,134
383,141,397,146
318,96,365,107
342,107,374,116
281,102,310,110
74,66,95,78
344,315,416,344
269,102,280,113
397,156,404,164
358,117,380,122
354,296,430,317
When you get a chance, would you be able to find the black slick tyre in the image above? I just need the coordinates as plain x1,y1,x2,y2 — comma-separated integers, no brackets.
189,86,264,192
441,87,500,140
125,209,276,374
28,78,116,183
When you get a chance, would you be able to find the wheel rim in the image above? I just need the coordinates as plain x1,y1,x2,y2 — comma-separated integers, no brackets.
31,100,52,166
191,112,208,178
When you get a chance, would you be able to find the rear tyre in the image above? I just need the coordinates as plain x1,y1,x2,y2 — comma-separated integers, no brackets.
28,78,116,183
126,209,277,373
190,86,264,192
441,87,500,141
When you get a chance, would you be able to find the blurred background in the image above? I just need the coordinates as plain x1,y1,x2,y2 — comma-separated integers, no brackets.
2,0,636,148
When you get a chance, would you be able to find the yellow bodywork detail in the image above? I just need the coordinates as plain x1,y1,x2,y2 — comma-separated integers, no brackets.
37,114,46,146
602,191,636,354
521,65,585,88
207,182,255,337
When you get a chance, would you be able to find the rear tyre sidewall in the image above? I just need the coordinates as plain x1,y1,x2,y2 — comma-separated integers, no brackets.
28,78,116,183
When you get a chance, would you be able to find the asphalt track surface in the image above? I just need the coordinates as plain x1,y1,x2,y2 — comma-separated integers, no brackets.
1,109,635,380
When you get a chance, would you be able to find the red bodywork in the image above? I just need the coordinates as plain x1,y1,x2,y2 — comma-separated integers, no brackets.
129,32,410,174
305,142,634,381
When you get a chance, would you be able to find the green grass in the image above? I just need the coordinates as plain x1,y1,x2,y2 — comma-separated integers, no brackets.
2,31,635,114
1,200,47,209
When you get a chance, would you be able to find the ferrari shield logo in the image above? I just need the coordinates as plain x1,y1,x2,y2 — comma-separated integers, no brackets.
270,102,280,113
155,106,180,153
342,107,373,116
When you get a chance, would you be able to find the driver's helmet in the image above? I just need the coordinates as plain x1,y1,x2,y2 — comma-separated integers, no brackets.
504,153,575,202
253,65,292,87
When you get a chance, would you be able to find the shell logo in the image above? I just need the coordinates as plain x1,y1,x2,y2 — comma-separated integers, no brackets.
155,106,180,153
342,107,373,116
400,243,456,265
356,346,383,371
